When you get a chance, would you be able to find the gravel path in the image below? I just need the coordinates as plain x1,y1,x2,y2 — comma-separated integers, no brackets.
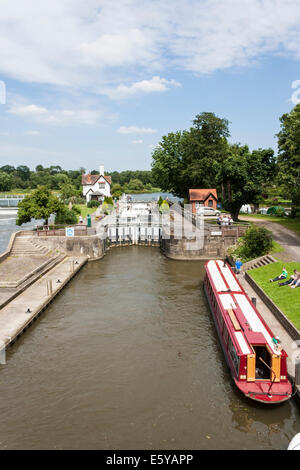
239,216,300,262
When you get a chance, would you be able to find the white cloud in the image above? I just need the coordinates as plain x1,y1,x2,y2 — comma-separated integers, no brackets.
8,102,102,126
132,139,143,144
117,126,157,134
9,104,48,117
108,76,181,99
0,0,300,91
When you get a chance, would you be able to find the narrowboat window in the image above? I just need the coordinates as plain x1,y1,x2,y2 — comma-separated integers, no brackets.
228,338,240,375
224,327,229,345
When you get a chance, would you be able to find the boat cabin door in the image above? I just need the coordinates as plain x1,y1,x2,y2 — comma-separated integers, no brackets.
247,346,272,381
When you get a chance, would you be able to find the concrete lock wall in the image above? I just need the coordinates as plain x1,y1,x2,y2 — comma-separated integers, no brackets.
160,234,237,260
35,235,105,260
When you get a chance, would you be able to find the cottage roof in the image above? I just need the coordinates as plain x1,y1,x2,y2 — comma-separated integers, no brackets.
189,189,217,201
82,173,111,185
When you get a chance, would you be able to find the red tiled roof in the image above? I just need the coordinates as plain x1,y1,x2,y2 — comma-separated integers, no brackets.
189,189,218,201
82,174,111,185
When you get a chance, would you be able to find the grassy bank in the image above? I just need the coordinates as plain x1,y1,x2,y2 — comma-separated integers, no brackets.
76,204,98,220
248,261,300,330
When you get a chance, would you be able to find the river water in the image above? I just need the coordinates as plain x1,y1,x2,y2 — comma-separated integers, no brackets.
0,212,300,449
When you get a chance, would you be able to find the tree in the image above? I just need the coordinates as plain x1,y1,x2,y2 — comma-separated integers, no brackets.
58,181,79,201
151,112,230,198
127,178,144,191
276,103,300,217
16,186,65,225
0,171,13,191
0,165,15,174
151,131,186,197
217,144,275,220
55,208,78,225
15,165,31,181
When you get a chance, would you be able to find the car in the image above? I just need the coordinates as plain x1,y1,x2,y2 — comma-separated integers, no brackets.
197,207,220,217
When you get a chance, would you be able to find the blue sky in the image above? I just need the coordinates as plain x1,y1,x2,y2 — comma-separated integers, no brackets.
0,0,300,172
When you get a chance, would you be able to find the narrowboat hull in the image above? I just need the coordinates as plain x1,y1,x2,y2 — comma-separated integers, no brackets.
203,274,292,405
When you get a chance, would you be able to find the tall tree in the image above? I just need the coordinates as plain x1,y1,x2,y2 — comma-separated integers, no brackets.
276,104,300,217
151,131,185,197
151,113,230,198
217,144,275,220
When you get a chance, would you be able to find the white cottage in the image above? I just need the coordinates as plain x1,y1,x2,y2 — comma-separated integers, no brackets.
82,165,111,203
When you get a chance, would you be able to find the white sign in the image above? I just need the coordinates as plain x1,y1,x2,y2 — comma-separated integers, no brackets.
211,231,222,236
65,227,75,237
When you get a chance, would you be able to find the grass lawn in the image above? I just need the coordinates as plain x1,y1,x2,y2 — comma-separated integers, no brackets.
248,261,300,330
270,240,284,255
76,204,98,220
239,214,300,237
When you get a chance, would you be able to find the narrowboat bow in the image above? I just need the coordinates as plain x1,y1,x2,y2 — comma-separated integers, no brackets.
204,260,292,404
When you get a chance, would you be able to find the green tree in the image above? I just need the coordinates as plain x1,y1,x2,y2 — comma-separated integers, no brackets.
58,181,79,200
15,165,31,181
55,208,78,225
217,144,275,220
16,186,65,225
151,113,230,198
276,103,300,217
0,171,13,191
151,131,186,197
127,178,144,191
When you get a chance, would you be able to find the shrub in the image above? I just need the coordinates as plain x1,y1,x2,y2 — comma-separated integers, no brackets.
87,200,100,208
229,226,273,262
55,208,78,225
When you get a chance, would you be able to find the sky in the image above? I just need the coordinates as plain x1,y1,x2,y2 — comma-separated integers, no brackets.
0,0,300,173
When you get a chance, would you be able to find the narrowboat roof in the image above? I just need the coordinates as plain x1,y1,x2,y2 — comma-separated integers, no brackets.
206,260,283,357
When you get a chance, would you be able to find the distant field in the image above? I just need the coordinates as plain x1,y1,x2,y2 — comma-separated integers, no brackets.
248,261,300,330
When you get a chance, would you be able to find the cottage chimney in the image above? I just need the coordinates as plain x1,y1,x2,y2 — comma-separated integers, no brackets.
99,164,104,176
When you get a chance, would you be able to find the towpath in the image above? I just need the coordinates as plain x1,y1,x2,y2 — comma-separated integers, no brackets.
239,216,300,262
0,256,87,350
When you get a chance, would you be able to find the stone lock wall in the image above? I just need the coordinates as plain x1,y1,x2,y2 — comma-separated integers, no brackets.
35,235,105,260
160,233,238,260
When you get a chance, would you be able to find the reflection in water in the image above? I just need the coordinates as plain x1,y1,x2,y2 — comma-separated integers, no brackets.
0,245,298,449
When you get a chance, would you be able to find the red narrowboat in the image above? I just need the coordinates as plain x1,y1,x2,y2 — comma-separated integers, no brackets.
204,260,292,404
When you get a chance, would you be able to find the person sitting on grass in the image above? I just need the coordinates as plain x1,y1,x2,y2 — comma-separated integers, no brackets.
279,269,300,287
269,267,288,283
290,274,300,288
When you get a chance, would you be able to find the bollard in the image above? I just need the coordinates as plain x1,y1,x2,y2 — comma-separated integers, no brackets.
47,280,53,296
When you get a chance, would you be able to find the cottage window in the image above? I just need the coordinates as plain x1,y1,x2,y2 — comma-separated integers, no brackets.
99,182,106,189
208,199,213,207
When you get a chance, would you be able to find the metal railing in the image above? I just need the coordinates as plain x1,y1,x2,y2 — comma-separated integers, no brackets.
36,224,88,236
